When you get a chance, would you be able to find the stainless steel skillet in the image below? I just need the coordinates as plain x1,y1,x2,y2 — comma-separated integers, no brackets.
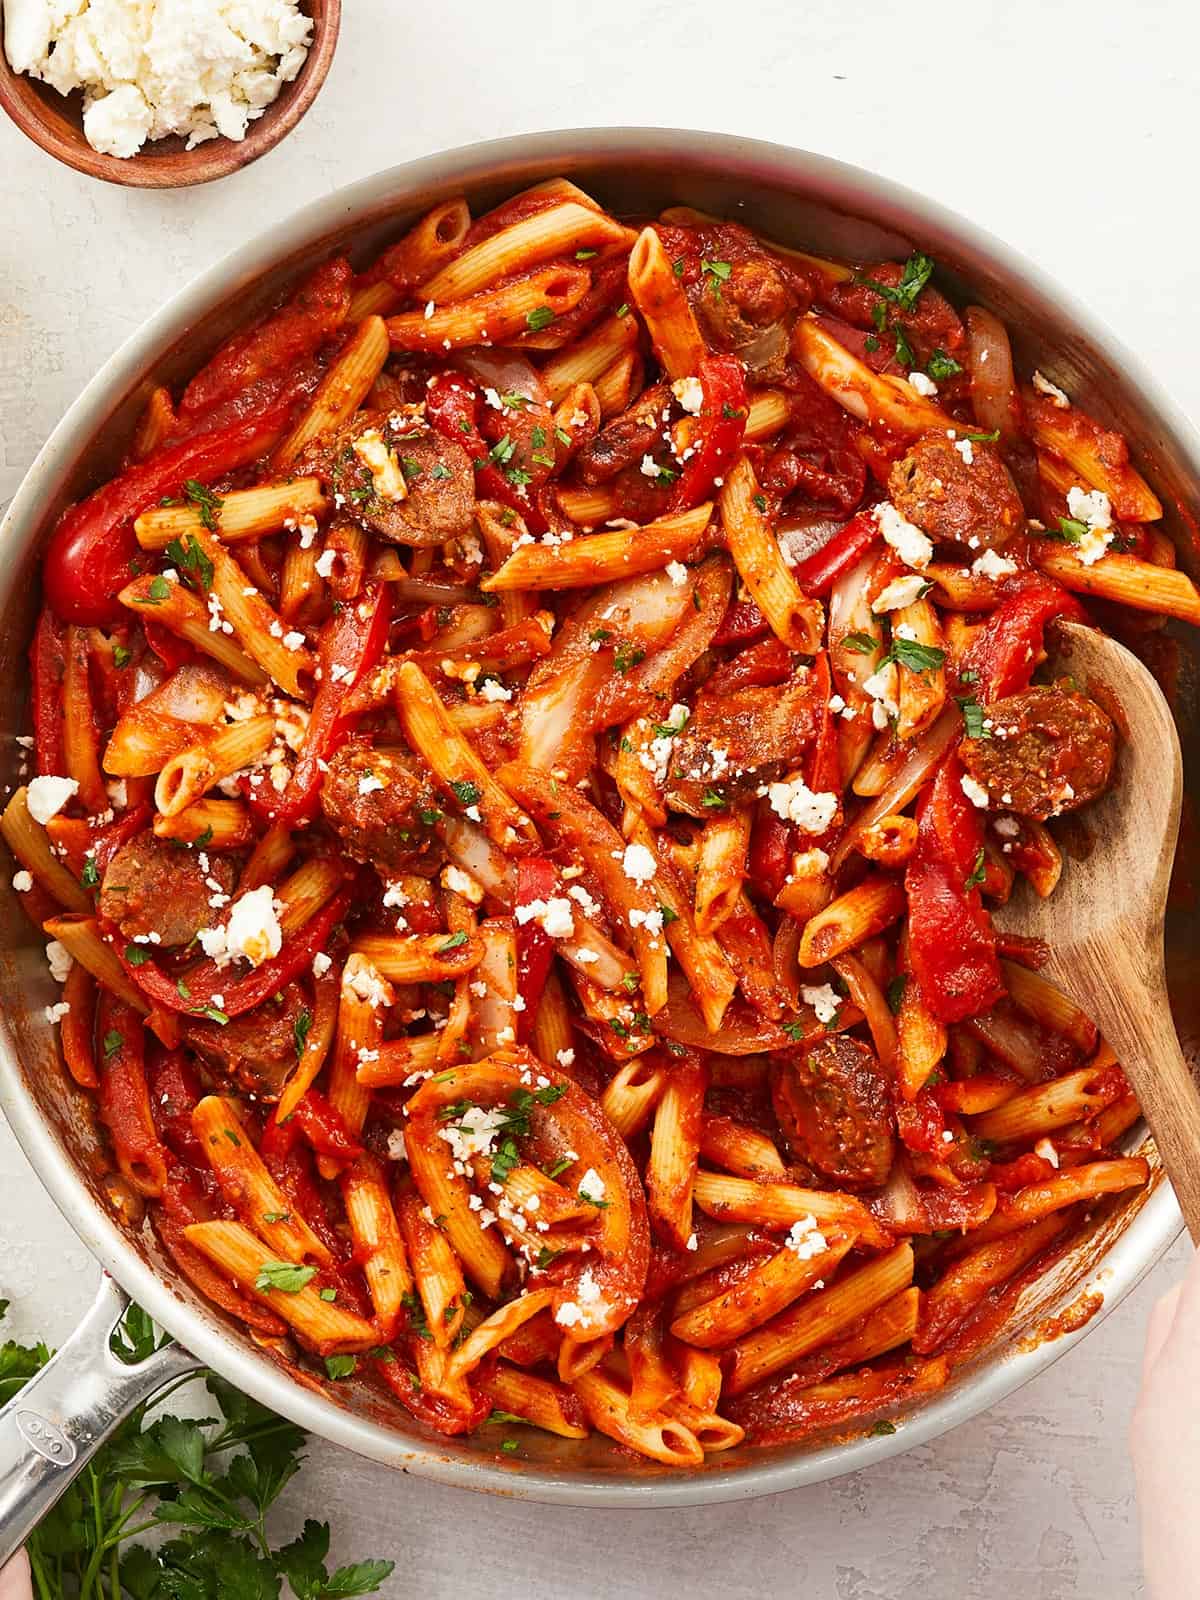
0,130,1193,1546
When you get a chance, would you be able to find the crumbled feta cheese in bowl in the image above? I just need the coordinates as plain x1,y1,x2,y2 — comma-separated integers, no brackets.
4,0,316,161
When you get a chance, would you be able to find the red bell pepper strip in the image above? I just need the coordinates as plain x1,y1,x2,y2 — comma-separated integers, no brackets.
514,856,561,1043
904,755,1004,1024
265,581,392,825
789,507,881,597
283,1088,364,1162
701,635,794,697
260,1108,353,1267
711,599,770,648
89,804,151,878
959,574,1088,703
115,884,352,1018
180,257,352,419
894,1085,949,1154
666,355,748,514
29,607,66,776
147,1048,209,1170
142,618,195,674
806,653,843,820
425,371,549,532
43,401,293,627
748,801,793,904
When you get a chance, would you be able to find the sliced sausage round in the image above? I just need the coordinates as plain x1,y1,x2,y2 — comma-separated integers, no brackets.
100,833,234,948
888,430,1025,551
959,683,1115,819
184,983,307,1100
298,411,476,548
770,1034,895,1189
321,743,444,877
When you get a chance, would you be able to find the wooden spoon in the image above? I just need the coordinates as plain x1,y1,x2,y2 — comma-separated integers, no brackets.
996,619,1200,1242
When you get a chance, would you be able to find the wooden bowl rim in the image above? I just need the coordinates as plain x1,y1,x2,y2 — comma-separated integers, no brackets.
0,0,340,189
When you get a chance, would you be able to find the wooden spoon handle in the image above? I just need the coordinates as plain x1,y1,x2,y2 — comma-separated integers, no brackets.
1101,978,1200,1245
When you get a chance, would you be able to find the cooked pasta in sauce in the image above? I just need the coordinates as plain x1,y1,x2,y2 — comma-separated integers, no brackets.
8,174,1190,1461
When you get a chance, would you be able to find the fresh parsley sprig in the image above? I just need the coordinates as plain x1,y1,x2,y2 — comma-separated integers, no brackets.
3,1301,394,1599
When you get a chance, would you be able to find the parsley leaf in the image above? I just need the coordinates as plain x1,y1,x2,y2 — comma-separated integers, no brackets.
165,532,215,592
927,348,962,381
842,630,880,655
255,1260,316,1294
957,696,990,739
450,779,482,806
438,930,469,953
146,574,171,604
294,1008,312,1060
964,848,987,892
526,306,555,331
80,857,99,889
324,1355,357,1381
701,259,733,295
1051,516,1089,545
887,636,946,675
183,479,224,532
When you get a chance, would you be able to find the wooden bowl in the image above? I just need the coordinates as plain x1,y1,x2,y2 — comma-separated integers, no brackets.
0,0,340,188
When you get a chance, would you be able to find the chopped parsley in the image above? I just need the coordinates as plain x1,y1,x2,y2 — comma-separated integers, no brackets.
112,644,131,669
701,259,732,295
324,1355,357,1380
964,849,987,892
124,945,151,966
927,348,962,381
613,643,645,673
293,1008,312,1061
700,788,727,809
450,779,482,806
102,1029,123,1059
254,1260,316,1295
438,930,469,953
164,532,214,592
869,1420,897,1437
526,306,555,332
842,630,879,655
887,637,946,675
957,696,990,739
490,1135,521,1184
146,575,171,604
80,858,99,889
183,479,224,532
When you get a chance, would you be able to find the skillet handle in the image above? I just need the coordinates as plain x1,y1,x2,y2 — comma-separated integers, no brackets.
0,1273,202,1567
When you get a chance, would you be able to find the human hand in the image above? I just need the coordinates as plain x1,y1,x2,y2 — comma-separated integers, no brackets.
0,1552,32,1600
1131,1249,1200,1598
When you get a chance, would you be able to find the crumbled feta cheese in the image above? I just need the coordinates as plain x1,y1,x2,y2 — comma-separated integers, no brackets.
1032,371,1070,408
954,437,975,466
872,573,927,613
686,1232,698,1251
621,843,657,884
312,951,333,978
12,870,33,893
358,773,385,796
385,1127,408,1162
282,629,306,652
44,1000,71,1024
477,677,513,703
785,1214,828,1260
314,547,336,579
442,864,484,904
993,815,1020,839
438,1104,510,1164
27,775,78,825
514,896,576,939
639,454,666,479
960,774,990,809
862,663,900,730
671,376,704,413
6,0,313,158
577,1168,607,1204
765,777,838,833
1066,485,1115,566
665,560,689,586
344,963,392,1009
556,1049,575,1069
801,984,840,1025
628,905,665,936
909,371,938,397
792,848,830,878
199,885,282,969
873,502,932,570
971,548,1018,579
353,429,407,502
45,941,72,983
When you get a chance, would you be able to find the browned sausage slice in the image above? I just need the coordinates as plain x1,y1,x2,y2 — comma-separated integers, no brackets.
770,1034,895,1189
184,983,308,1099
959,683,1116,820
664,677,820,817
320,743,444,877
298,410,475,547
100,833,234,948
888,430,1025,551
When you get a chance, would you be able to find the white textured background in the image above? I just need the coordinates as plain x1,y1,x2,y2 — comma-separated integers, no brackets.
1,0,1198,1593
